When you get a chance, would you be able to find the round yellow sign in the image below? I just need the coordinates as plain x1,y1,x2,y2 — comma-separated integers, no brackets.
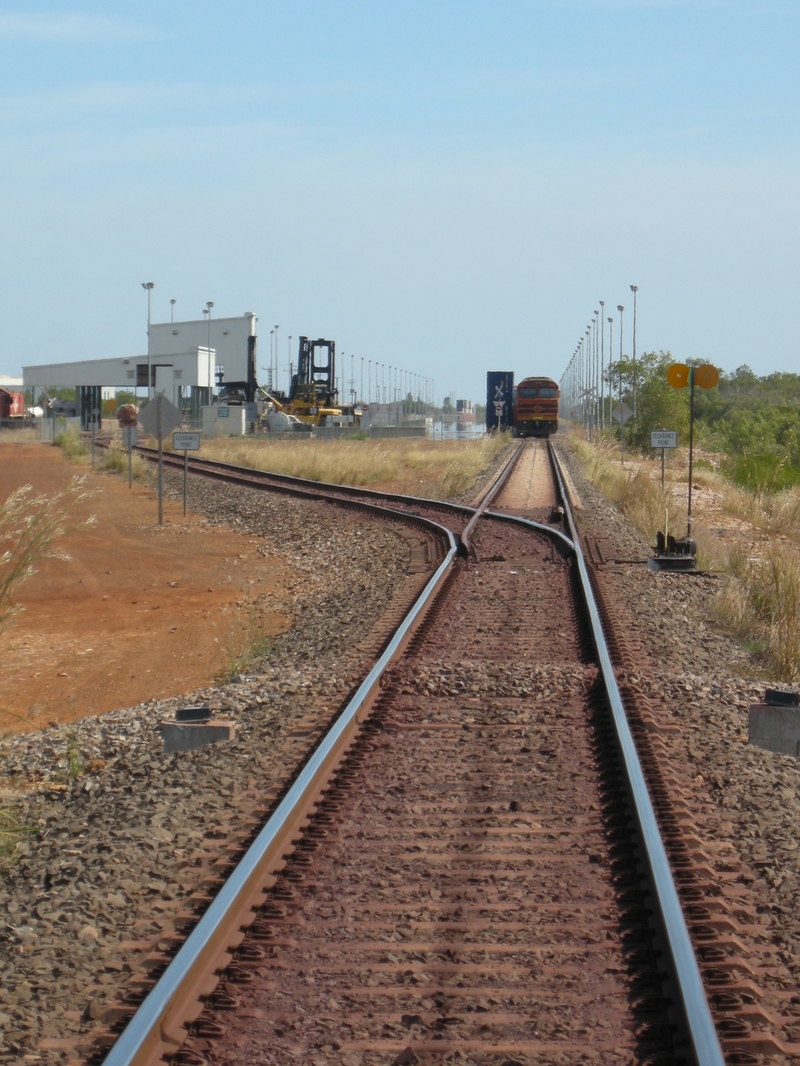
694,364,720,390
666,363,690,389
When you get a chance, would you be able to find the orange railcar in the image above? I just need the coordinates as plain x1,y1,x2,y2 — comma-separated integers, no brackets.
512,377,559,438
0,389,25,419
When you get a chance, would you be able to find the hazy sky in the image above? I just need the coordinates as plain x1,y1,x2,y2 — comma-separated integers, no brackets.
1,1,798,402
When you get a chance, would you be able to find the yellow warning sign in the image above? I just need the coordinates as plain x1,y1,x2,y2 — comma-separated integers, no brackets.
694,364,720,390
666,363,690,388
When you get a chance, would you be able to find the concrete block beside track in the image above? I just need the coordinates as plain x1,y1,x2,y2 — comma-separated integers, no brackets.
749,704,800,757
162,720,235,753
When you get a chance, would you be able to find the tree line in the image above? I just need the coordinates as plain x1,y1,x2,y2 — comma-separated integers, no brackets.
603,354,800,490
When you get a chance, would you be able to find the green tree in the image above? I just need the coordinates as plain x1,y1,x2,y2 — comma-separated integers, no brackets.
605,351,690,449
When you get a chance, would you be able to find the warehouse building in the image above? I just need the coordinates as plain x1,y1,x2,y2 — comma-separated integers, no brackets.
22,312,258,426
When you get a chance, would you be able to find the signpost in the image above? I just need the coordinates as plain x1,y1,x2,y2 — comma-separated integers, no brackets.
611,402,633,462
88,420,101,468
666,362,720,540
650,430,678,489
138,393,183,525
173,431,201,515
121,425,138,487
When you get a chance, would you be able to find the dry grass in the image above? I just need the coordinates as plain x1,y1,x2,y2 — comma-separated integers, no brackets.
569,433,800,681
101,442,149,481
218,594,275,681
717,541,800,680
569,437,684,543
0,426,40,443
720,483,800,539
184,434,511,499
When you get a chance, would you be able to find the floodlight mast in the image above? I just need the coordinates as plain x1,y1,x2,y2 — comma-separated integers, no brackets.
141,282,155,399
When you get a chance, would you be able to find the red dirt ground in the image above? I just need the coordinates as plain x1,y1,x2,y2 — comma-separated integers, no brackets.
0,444,293,735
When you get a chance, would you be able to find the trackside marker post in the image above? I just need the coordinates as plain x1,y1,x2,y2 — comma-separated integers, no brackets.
666,363,719,540
138,394,182,525
173,432,201,515
121,426,138,486
650,430,678,489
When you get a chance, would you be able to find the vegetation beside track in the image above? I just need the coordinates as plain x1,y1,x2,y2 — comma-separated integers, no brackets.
609,354,800,490
568,432,800,682
161,433,512,499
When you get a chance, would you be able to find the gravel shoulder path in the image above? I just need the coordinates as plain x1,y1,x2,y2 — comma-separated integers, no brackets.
0,473,429,1064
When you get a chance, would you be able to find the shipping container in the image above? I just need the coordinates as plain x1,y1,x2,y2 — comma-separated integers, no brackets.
485,371,514,432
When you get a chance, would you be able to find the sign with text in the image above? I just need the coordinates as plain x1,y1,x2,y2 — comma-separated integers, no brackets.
217,407,229,418
173,431,201,451
651,430,678,449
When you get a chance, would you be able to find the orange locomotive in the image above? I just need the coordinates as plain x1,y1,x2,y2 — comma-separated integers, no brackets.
512,377,559,438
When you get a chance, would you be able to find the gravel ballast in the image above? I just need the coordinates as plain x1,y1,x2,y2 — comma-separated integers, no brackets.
0,474,425,1063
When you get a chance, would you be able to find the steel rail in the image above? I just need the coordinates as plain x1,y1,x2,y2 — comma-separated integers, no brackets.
125,442,514,517
99,438,722,1065
548,442,724,1066
103,515,458,1066
460,437,526,553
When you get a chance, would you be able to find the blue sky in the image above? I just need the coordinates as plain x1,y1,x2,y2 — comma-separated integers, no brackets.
1,1,798,401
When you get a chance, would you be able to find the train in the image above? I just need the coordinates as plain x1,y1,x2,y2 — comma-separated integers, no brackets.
485,372,559,437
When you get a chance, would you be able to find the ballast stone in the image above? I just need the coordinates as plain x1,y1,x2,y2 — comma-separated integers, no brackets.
161,720,235,753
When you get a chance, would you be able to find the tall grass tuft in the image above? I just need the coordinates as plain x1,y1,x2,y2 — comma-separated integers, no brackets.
102,443,148,480
54,426,89,461
716,541,800,680
219,595,276,681
0,477,96,635
0,807,35,867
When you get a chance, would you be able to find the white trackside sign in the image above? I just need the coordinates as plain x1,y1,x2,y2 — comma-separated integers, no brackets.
173,432,201,451
651,430,678,449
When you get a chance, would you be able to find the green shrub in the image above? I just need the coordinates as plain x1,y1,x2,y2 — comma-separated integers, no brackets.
54,427,88,461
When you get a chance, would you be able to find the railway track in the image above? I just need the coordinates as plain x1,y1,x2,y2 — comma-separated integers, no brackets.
87,439,743,1065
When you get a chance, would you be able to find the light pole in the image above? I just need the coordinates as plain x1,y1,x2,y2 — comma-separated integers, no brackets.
287,336,292,391
630,285,638,419
599,300,605,428
617,304,625,458
368,360,372,403
269,331,274,391
607,316,613,426
361,357,364,404
205,301,214,401
170,298,176,324
141,282,154,399
593,309,597,428
585,329,591,435
274,325,280,392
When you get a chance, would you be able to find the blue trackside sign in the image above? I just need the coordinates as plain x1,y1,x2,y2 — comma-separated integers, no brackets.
486,371,514,432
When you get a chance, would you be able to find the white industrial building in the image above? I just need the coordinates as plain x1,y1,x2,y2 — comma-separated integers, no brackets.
22,313,258,418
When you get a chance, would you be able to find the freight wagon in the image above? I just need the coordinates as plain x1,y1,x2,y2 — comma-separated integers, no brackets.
0,389,25,419
512,376,559,437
